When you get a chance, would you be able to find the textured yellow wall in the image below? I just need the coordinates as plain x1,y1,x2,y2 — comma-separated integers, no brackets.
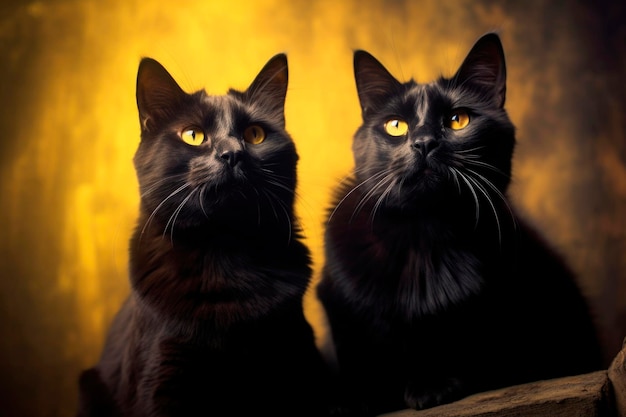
0,1,624,416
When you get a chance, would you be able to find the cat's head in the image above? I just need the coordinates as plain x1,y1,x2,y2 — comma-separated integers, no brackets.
134,54,298,234
352,33,515,216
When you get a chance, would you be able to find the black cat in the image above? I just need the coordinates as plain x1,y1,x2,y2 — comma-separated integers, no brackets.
76,54,333,417
317,33,604,415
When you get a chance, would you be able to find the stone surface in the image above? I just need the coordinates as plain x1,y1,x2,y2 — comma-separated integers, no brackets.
382,371,614,417
609,340,626,417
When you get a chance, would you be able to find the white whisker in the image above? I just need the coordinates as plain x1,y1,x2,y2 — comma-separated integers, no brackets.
353,171,396,223
164,187,198,242
455,146,487,154
328,168,393,224
140,173,188,199
463,158,508,176
198,185,209,218
448,167,462,194
262,188,293,244
452,167,480,228
466,168,517,231
370,175,398,224
464,173,502,244
140,182,192,240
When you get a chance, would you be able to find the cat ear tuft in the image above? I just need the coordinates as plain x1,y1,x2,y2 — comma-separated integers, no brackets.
453,33,507,108
243,54,289,127
136,58,186,132
354,50,403,119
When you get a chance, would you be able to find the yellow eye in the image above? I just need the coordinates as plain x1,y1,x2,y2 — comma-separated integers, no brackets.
384,119,409,137
180,127,205,146
243,125,266,144
448,110,470,130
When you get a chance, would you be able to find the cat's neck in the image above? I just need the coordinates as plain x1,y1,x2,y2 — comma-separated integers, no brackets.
134,202,295,245
127,211,310,331
327,178,517,264
129,209,301,286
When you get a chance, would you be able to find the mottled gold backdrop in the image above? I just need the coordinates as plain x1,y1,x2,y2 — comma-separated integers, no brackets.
1,1,624,416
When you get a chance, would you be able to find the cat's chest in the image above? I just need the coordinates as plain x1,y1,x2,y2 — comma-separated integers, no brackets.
328,216,485,317
335,222,466,276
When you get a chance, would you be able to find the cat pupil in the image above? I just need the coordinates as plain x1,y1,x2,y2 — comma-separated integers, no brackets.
448,110,469,130
384,118,408,136
181,128,205,146
244,125,266,144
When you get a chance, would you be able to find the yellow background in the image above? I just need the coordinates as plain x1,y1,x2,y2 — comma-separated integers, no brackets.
1,1,625,416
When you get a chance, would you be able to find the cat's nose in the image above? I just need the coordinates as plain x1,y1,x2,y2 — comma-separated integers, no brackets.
412,136,438,156
219,150,242,168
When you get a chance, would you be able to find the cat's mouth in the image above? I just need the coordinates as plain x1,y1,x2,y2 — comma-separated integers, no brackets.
398,164,446,194
406,164,438,180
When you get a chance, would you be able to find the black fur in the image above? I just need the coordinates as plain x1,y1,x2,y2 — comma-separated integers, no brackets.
317,33,604,415
77,54,334,417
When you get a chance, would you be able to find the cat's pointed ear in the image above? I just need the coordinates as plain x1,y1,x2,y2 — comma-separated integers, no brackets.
243,53,288,128
354,50,402,119
136,58,186,133
453,33,507,108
